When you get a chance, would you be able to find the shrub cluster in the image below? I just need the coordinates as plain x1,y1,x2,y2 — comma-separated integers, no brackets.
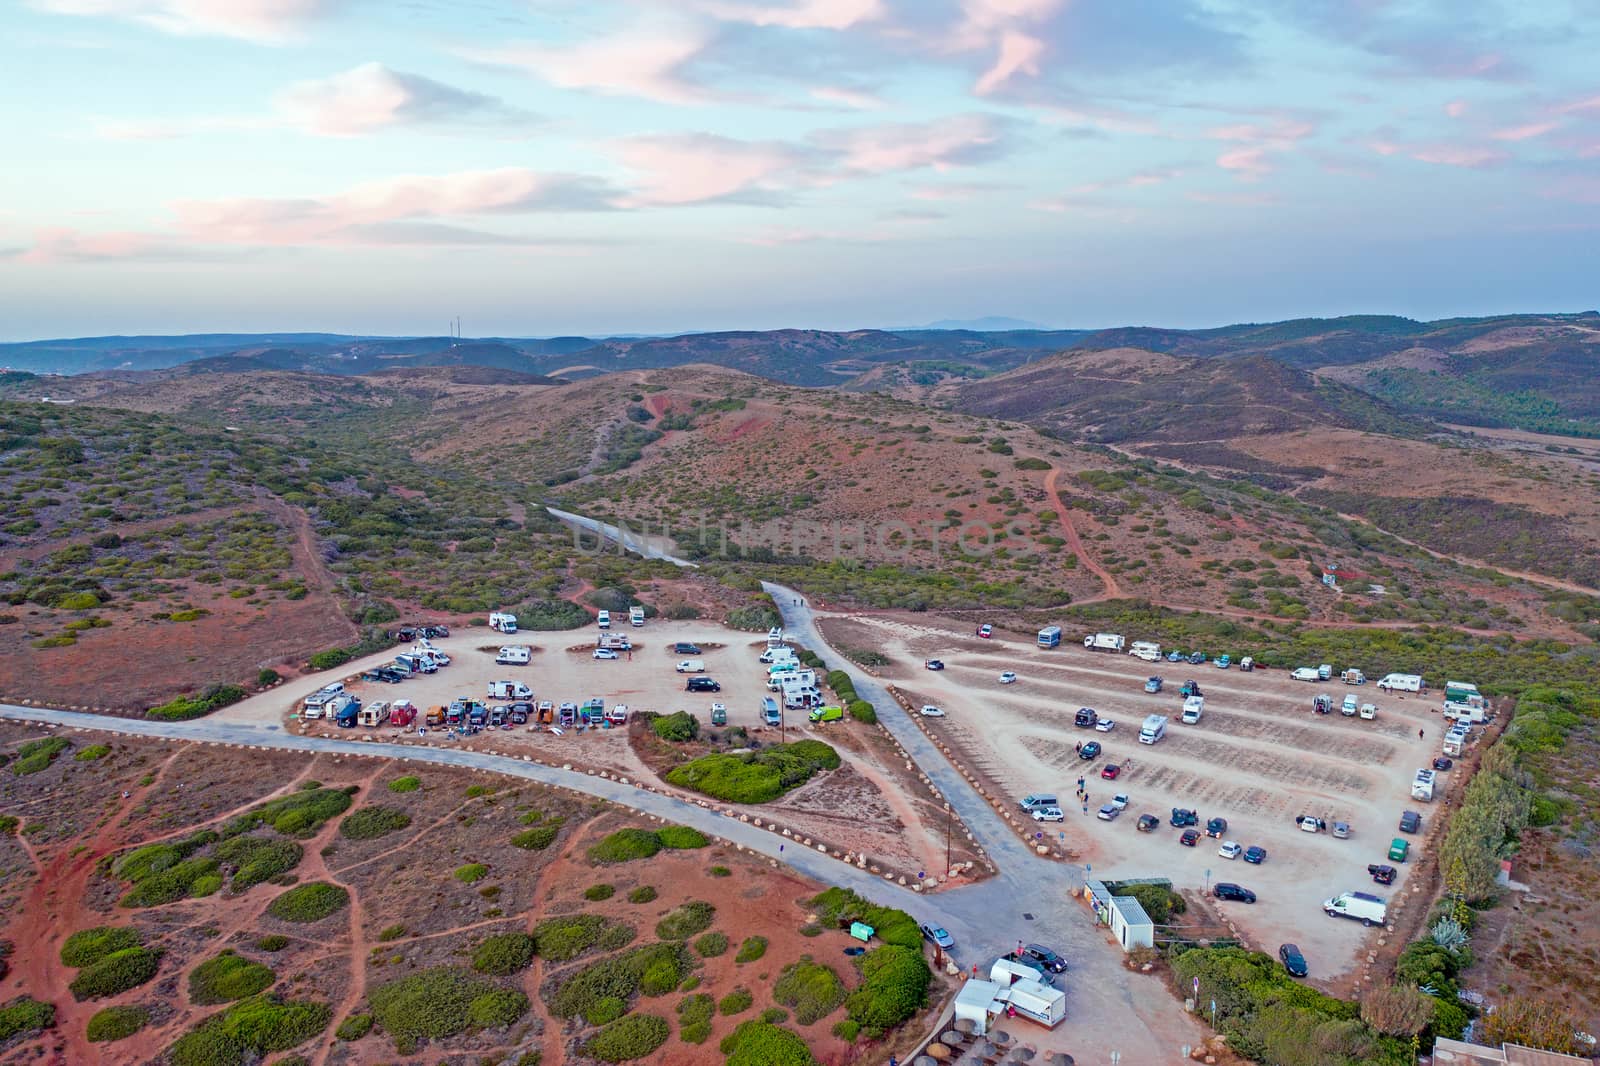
545,943,694,1017
386,775,421,792
146,683,248,722
224,788,353,839
9,737,69,775
339,806,412,841
67,945,163,1000
677,992,715,1044
472,933,536,976
843,945,929,1038
773,958,847,1024
189,950,276,1005
214,835,303,890
656,901,716,941
720,1020,818,1066
664,740,840,804
532,914,634,962
167,994,332,1066
808,888,921,949
86,1005,149,1042
650,710,699,743
0,997,55,1043
847,699,877,724
580,1014,670,1062
60,926,141,967
587,824,706,864
512,822,563,850
735,936,768,964
335,1013,373,1041
266,882,349,923
627,886,657,904
368,967,527,1054
694,932,729,958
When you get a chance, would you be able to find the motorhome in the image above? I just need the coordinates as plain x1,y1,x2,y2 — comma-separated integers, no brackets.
488,612,518,634
759,647,798,665
783,689,821,710
597,632,632,651
1341,669,1366,685
596,609,611,629
1129,641,1162,662
495,645,531,666
334,701,359,728
1083,632,1124,653
629,605,645,627
767,626,785,649
772,669,817,692
358,701,389,728
1412,769,1435,802
302,684,345,717
1443,681,1487,722
1037,626,1062,648
390,700,417,727
1323,891,1387,926
1139,714,1168,745
1317,664,1333,681
1378,673,1424,693
990,958,1051,987
1443,727,1469,757
1180,697,1204,725
487,680,532,701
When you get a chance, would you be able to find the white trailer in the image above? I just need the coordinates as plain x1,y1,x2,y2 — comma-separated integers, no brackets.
1139,714,1168,745
1442,730,1468,757
766,626,785,649
1000,979,1066,1029
358,701,389,728
1412,769,1435,802
1129,641,1162,662
1084,632,1125,653
1378,673,1424,693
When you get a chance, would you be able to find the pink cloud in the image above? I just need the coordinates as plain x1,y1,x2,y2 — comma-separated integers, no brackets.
1444,99,1469,118
470,26,714,105
942,0,1065,96
1369,139,1508,168
975,29,1046,96
15,227,178,263
1205,118,1314,181
696,0,883,29
614,135,817,206
1492,120,1559,142
815,114,1012,174
275,63,523,136
807,86,886,110
31,0,332,40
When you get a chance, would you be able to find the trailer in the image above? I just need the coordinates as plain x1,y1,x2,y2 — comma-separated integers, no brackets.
537,700,555,724
1341,669,1366,685
1180,696,1204,725
1000,979,1066,1029
597,632,632,651
1442,729,1468,757
767,626,785,649
1083,632,1124,653
1378,673,1424,693
496,645,531,666
1412,769,1435,802
1139,714,1168,745
335,702,360,728
358,701,389,728
487,680,532,701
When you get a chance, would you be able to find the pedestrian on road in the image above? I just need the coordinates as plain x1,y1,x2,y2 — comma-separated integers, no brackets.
1075,741,1082,754
971,963,979,979
1419,728,1425,739
1082,798,1089,814
1017,940,1024,958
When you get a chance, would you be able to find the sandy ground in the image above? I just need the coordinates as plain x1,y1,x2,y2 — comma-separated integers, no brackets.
230,620,975,884
822,611,1457,986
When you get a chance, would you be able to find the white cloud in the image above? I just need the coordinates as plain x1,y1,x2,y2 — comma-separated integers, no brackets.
469,25,716,105
31,0,333,41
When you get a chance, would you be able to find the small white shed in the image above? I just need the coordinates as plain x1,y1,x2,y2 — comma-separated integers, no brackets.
954,979,1004,1036
1086,878,1156,952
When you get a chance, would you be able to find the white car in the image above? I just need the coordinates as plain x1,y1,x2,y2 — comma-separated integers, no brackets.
1094,718,1115,733
1218,840,1242,860
998,671,1018,685
919,705,946,718
1111,793,1129,811
1032,806,1065,822
593,648,619,660
1291,667,1320,682
1096,804,1121,821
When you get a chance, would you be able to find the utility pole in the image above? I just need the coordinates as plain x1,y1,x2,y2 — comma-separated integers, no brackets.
945,801,952,875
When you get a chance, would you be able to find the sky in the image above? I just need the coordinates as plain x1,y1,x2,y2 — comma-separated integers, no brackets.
2,0,1598,340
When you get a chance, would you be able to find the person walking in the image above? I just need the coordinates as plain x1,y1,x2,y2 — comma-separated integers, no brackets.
1419,728,1425,739
1075,740,1082,755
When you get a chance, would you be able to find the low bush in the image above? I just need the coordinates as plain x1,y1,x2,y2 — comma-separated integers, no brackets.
678,992,714,1043
719,988,754,1015
10,737,69,775
339,806,412,841
87,1004,148,1042
809,888,921,949
843,945,930,1038
585,883,615,901
386,775,421,793
774,958,847,1024
628,886,657,904
735,936,768,964
214,835,302,890
335,1013,372,1041
75,744,111,761
224,788,352,839
726,604,781,631
531,914,624,963
167,993,333,1065
60,926,142,967
545,943,693,1017
656,901,716,941
512,823,562,850
1121,882,1186,924
146,683,247,722
0,997,55,1043
266,882,349,923
694,932,729,957
656,825,708,850
664,740,840,804
468,987,529,1029
472,933,536,976
189,950,275,1005
832,1018,860,1041
378,924,406,942
256,935,290,952
369,967,526,1054
847,700,877,724
68,946,163,1000
454,863,489,883
584,996,627,1026
588,828,663,864
580,1013,671,1062
720,1019,818,1066
650,710,699,743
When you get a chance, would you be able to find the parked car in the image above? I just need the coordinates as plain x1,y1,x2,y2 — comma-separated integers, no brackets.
1187,651,1206,665
1020,944,1067,973
925,659,945,671
1074,707,1098,728
1278,943,1308,978
593,648,619,660
1243,845,1268,864
1094,718,1115,733
686,677,721,692
998,671,1018,685
1399,810,1422,834
920,923,955,949
1218,840,1242,860
1166,650,1184,663
1180,680,1202,698
673,642,701,655
976,624,993,638
1368,863,1397,885
1111,793,1129,811
1136,814,1160,832
919,705,945,718
1433,756,1454,771
1144,676,1164,693
1214,882,1256,903
1033,806,1065,822
1100,763,1121,780
362,669,402,684
1179,829,1201,847
1205,816,1228,838
1296,815,1326,833
1332,822,1350,839
1171,808,1199,827
1216,654,1231,669
1079,741,1102,760
1096,804,1121,821
710,703,727,726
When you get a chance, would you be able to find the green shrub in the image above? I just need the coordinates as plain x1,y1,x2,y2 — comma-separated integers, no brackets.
585,883,616,901
378,924,407,942
257,934,290,952
774,958,847,1024
147,683,247,721
655,825,708,850
694,932,729,957
843,945,930,1038
651,710,700,742
472,933,536,976
68,946,163,1000
735,936,768,963
545,943,693,1017
386,775,421,793
832,1018,860,1040
656,901,716,941
266,882,349,923
720,1020,818,1066
338,806,412,841
214,835,302,890
663,740,840,804
369,967,523,1053
225,788,352,839
188,872,224,898
60,926,142,967
719,988,754,1016
190,950,276,1004
628,886,658,904
1121,882,1186,924
846,700,877,724
585,996,627,1025
808,888,921,949
87,1004,148,1042
467,987,529,1029
710,865,732,877
726,604,781,631
580,1014,670,1062
335,1013,372,1041
531,914,618,963
762,1007,790,1023
0,998,55,1043
308,648,353,671
10,736,69,775
0,815,17,835
589,828,663,864
257,668,281,687
168,993,332,1065
678,992,714,1043
454,863,489,883
74,744,111,761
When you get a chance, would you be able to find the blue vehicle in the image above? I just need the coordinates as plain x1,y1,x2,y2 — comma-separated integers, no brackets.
1144,676,1164,694
1166,650,1184,663
1187,651,1206,665
1216,655,1232,669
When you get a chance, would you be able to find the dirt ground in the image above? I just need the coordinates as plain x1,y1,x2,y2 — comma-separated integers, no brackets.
0,724,945,1065
818,611,1462,988
241,619,982,887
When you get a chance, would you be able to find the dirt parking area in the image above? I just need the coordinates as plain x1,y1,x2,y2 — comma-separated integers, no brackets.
828,612,1460,983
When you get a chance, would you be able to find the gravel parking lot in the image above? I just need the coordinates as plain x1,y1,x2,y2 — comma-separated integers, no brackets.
837,613,1458,982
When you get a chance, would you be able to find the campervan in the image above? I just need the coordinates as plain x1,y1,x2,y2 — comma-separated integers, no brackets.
1130,641,1162,662
489,612,518,634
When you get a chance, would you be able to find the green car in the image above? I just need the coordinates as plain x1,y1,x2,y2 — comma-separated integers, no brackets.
808,705,843,723
1388,838,1410,863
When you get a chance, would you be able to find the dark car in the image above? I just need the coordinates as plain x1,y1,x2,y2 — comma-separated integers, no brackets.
1179,829,1201,847
674,642,701,655
1243,845,1268,864
1136,814,1160,832
1074,707,1099,728
686,677,721,692
1187,651,1206,665
1214,882,1256,903
1399,810,1422,834
420,624,450,639
489,706,507,727
1180,680,1202,697
1170,808,1199,828
361,669,400,684
1432,756,1453,771
1079,741,1102,760
1205,816,1228,838
1368,863,1397,885
377,667,408,683
1020,944,1067,973
925,659,945,671
1278,943,1308,978
1100,763,1121,780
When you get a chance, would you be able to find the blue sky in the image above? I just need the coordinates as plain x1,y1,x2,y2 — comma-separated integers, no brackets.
2,0,1597,339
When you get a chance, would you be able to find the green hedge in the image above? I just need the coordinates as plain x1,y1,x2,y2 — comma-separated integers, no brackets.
10,737,69,775
580,1014,671,1062
545,943,694,1017
843,945,929,1038
808,888,921,949
146,683,248,722
774,958,846,1024
664,740,840,804
167,994,332,1066
847,699,876,724
214,835,303,890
